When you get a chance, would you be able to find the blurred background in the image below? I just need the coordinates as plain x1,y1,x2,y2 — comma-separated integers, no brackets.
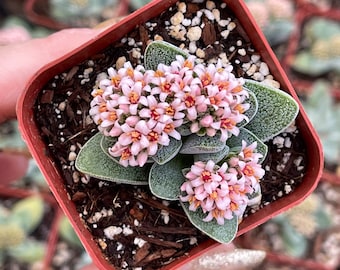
0,0,339,269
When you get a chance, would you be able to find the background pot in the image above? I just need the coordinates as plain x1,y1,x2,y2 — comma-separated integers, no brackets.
17,0,323,269
24,0,130,30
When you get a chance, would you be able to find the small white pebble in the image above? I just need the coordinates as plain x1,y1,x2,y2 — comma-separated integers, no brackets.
131,48,141,59
189,41,197,54
87,60,94,66
189,237,198,245
191,16,201,26
242,62,251,70
273,136,285,148
58,102,66,111
246,64,257,76
84,67,93,76
182,18,192,26
123,226,134,236
212,9,220,21
128,38,135,46
238,48,246,56
259,62,270,76
203,9,215,21
134,237,146,248
104,226,122,240
218,19,229,27
262,78,280,89
284,137,292,148
253,72,264,81
117,242,124,251
251,54,261,63
221,29,230,39
294,156,303,167
284,185,292,194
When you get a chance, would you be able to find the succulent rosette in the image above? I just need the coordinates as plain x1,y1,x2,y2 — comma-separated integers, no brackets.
76,41,299,243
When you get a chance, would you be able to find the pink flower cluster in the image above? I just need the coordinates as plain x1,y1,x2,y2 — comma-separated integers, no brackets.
180,141,264,225
90,55,249,167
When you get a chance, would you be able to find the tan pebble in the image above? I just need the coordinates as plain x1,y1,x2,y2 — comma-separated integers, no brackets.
187,26,202,41
116,56,126,69
170,12,184,26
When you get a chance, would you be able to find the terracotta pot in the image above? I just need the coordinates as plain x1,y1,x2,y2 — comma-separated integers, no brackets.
24,0,130,30
17,0,323,269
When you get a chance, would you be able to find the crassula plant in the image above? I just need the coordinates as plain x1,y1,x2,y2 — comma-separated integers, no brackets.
75,41,299,244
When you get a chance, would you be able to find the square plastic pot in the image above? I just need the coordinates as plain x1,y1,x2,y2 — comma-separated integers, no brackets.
17,0,323,269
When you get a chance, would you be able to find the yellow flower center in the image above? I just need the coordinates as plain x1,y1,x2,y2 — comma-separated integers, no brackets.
129,91,139,104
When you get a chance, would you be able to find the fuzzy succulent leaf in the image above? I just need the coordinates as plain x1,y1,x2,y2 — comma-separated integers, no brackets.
0,224,25,249
281,223,308,258
263,20,294,46
8,239,46,263
177,122,192,136
180,134,225,154
301,81,340,164
194,145,230,163
152,137,182,165
226,127,268,163
149,155,189,200
144,40,189,70
59,216,83,248
238,90,258,128
100,135,119,162
180,202,238,244
75,133,149,185
291,52,340,76
10,196,44,235
244,79,299,141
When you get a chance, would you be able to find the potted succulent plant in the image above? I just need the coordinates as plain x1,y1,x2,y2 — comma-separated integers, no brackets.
17,0,323,269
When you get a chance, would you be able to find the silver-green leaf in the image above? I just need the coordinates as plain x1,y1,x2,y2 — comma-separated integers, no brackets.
244,79,299,141
152,137,182,165
194,145,230,163
226,127,268,163
75,133,149,185
238,90,258,127
149,156,189,200
180,202,238,244
144,40,189,70
180,134,225,154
